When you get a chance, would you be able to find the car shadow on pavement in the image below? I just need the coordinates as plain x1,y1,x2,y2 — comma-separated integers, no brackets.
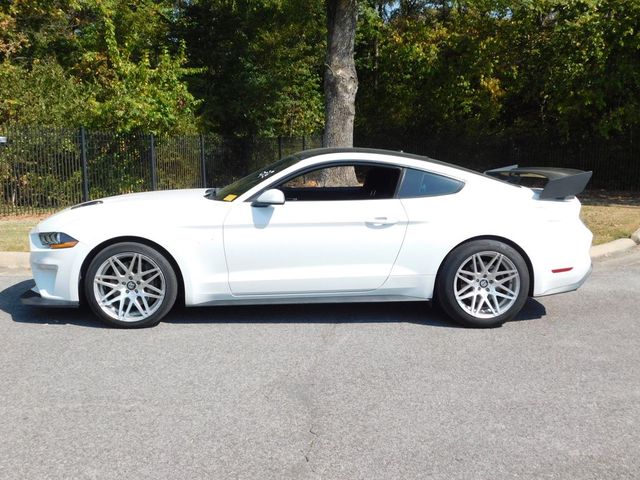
2,279,546,329
164,301,458,327
163,297,547,328
0,279,105,328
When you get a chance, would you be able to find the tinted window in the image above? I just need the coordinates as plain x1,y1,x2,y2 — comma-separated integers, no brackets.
398,168,463,198
276,164,401,201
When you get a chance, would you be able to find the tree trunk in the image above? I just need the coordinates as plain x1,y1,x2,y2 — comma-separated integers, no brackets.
324,0,358,148
322,0,358,184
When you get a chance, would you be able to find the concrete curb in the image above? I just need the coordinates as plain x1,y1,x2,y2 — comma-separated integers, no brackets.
589,238,638,259
0,251,30,271
589,227,640,259
1,229,639,272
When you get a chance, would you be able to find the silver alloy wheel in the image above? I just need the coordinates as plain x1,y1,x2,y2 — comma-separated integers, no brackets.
92,252,166,322
453,251,520,319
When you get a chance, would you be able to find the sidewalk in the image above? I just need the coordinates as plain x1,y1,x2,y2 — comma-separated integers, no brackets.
2,228,639,273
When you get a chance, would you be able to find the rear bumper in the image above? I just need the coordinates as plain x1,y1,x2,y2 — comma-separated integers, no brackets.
21,287,79,308
534,263,592,297
529,213,593,297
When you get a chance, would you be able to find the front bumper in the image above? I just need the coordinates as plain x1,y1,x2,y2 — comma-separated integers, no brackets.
28,235,92,304
21,287,79,308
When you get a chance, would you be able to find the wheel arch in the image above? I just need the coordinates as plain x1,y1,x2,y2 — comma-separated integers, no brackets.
78,236,186,306
435,235,535,297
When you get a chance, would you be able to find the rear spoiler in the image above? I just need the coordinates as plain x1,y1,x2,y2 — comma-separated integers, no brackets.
484,165,592,200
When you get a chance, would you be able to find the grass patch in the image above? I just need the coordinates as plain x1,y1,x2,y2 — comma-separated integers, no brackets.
0,203,638,251
0,215,46,252
580,205,640,245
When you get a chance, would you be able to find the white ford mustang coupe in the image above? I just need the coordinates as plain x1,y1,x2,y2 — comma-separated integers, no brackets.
22,148,593,328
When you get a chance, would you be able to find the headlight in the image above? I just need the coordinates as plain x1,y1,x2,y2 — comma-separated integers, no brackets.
38,232,79,249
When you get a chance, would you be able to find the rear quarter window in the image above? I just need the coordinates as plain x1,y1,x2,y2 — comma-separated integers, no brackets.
398,168,464,198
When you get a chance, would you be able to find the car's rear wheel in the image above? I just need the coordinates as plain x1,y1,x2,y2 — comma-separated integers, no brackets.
84,242,177,328
436,239,530,328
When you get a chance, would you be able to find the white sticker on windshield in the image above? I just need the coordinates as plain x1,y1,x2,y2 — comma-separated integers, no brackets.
259,170,275,179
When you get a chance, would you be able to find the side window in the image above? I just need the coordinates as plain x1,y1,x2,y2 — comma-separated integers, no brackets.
277,164,401,201
398,168,464,198
282,165,365,189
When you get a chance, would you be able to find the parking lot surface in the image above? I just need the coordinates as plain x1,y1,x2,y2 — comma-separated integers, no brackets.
1,248,639,479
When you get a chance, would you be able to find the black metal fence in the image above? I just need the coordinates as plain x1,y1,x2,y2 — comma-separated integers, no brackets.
356,130,640,192
1,126,638,215
0,127,321,215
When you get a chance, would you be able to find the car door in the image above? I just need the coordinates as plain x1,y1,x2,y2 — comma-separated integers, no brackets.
223,163,409,295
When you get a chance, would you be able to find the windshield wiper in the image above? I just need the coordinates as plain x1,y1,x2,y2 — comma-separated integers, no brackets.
204,188,219,199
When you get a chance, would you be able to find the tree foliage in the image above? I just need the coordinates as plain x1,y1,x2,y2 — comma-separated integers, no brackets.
0,0,199,133
356,0,640,144
177,0,325,137
1,0,638,144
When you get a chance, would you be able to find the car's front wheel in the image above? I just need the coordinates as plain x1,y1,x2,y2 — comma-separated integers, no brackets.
84,242,178,328
436,239,530,328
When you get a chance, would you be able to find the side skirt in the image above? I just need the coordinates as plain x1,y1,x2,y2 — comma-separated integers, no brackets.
195,294,430,307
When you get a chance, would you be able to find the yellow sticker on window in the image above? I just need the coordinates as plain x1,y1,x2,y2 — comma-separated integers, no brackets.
223,194,238,202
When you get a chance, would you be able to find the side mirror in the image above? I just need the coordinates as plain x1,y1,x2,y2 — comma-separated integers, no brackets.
252,189,285,207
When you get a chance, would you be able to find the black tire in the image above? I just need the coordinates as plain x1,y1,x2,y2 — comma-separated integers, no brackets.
436,239,530,328
84,242,178,328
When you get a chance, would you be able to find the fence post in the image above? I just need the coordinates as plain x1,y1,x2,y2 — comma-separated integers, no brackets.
302,135,306,150
79,126,89,202
199,134,207,187
278,136,283,159
150,134,157,190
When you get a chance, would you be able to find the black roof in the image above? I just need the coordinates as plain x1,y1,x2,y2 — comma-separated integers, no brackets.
292,147,436,162
290,147,483,177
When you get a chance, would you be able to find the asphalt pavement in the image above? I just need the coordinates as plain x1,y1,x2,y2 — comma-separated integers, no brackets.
0,247,639,479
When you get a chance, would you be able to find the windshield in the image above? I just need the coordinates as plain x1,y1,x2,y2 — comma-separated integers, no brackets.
211,154,302,202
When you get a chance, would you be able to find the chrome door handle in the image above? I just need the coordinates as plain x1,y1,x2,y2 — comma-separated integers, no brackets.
365,216,398,226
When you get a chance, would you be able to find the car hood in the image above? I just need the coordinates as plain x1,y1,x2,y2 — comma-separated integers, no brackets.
35,189,232,235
